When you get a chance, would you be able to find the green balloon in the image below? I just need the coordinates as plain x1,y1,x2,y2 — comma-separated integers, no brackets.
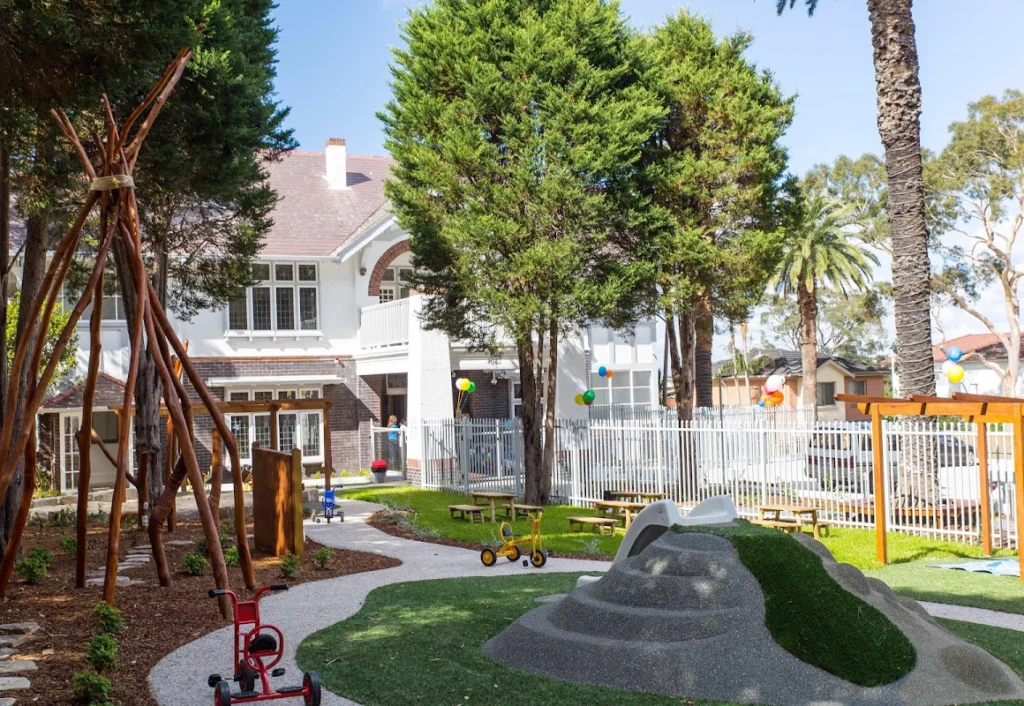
468,381,476,393
582,389,596,404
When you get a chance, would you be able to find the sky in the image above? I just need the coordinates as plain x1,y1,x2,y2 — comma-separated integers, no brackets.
270,1,1024,358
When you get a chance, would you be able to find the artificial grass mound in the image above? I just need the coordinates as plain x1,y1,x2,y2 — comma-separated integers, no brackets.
672,520,916,687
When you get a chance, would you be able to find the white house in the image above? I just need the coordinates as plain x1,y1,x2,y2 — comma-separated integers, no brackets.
23,139,665,492
932,333,1024,397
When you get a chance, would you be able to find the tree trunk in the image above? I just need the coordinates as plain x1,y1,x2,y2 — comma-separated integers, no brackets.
694,291,714,408
740,321,751,405
0,137,9,423
666,307,696,422
868,0,939,505
0,426,34,598
0,213,47,555
518,334,544,505
729,325,740,405
798,282,819,422
541,322,557,503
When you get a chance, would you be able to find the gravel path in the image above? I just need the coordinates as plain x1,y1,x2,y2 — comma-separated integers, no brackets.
148,499,611,706
148,499,1024,706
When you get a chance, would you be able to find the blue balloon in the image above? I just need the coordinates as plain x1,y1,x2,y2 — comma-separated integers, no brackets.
946,346,963,363
598,366,607,377
757,399,766,407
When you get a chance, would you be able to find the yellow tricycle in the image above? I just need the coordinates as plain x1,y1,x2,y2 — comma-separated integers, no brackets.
480,511,546,568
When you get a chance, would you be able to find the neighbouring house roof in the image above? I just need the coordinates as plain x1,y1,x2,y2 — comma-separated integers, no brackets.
932,333,1024,362
714,348,887,379
42,373,126,410
261,150,394,257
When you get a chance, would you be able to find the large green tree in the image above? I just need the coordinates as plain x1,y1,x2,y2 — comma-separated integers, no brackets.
770,194,878,416
381,0,663,503
0,0,200,550
637,11,794,418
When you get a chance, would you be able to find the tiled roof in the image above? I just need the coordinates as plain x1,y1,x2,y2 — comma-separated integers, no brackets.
42,373,126,410
5,151,395,258
261,150,394,257
714,348,886,378
932,333,1023,362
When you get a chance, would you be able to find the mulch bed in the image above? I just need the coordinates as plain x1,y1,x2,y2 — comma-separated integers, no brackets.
3,510,400,705
367,509,611,563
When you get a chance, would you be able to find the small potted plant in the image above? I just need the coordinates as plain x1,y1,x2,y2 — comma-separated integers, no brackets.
370,459,388,484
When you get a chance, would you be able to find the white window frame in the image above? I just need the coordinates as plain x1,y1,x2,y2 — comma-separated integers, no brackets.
225,261,322,339
224,387,323,463
592,369,655,409
59,413,82,493
378,265,414,304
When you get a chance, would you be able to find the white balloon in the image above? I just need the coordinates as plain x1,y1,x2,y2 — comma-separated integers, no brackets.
764,374,785,394
941,360,954,375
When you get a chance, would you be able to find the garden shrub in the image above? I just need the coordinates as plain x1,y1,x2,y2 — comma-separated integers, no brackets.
183,552,207,576
15,555,48,584
224,545,240,567
48,507,76,528
93,601,124,635
85,633,118,673
196,536,209,556
279,552,300,578
311,547,332,570
29,546,53,568
72,670,112,704
59,535,77,553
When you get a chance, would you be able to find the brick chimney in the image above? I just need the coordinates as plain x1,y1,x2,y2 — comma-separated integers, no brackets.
325,137,347,190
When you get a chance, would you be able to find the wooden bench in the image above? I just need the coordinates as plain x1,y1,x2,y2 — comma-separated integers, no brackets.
568,516,618,536
513,503,542,519
809,520,833,537
449,504,485,523
750,518,802,534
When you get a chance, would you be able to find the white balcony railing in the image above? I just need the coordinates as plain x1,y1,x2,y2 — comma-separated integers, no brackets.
360,298,411,349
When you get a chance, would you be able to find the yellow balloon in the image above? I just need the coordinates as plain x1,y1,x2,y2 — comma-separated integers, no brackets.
947,364,965,384
574,394,584,405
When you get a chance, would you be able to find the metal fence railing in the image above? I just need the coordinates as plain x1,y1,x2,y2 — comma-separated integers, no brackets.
369,426,407,478
419,415,1018,551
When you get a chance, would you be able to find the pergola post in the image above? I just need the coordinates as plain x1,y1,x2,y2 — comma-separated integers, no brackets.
977,422,992,556
322,400,333,491
270,404,280,451
870,405,887,566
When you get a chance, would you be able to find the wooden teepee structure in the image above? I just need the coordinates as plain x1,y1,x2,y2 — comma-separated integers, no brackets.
0,50,255,617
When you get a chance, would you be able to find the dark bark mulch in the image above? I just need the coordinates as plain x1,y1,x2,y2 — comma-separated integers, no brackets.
3,512,400,705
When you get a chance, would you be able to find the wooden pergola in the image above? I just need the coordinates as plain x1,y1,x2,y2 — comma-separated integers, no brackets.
836,392,1024,581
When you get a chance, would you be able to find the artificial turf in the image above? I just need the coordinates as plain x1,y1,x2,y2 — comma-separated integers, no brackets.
865,562,1024,615
674,521,916,686
296,573,1024,706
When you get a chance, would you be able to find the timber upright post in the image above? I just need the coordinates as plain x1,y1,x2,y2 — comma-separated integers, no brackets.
1014,406,1024,583
322,401,333,492
977,423,992,557
871,405,888,566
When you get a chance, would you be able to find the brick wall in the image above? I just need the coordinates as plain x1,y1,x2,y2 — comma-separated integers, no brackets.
185,357,384,478
367,240,410,297
845,375,885,421
458,371,511,419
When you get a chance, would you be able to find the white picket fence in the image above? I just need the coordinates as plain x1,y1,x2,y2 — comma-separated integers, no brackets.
421,415,1019,550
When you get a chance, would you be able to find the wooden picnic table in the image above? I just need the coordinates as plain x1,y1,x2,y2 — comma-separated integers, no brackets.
606,491,667,504
469,491,516,522
756,504,828,539
593,499,647,529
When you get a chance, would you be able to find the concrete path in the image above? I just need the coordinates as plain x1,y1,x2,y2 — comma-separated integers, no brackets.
148,499,611,706
149,499,1024,706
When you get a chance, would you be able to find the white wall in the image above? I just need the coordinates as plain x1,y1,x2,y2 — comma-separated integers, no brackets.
934,359,1021,397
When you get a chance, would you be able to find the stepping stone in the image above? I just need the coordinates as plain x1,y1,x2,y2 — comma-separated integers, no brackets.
0,676,30,690
0,649,13,661
0,697,14,705
85,576,143,587
0,623,38,636
0,661,35,674
166,540,193,547
133,544,153,551
0,637,30,649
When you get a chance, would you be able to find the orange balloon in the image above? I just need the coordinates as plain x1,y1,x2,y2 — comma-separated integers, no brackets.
605,370,613,378
769,390,784,405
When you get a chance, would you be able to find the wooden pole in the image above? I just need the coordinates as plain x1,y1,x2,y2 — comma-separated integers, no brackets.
270,405,279,451
1013,408,1024,584
977,423,992,557
322,401,332,491
871,406,887,566
137,452,149,530
0,426,36,597
208,428,222,527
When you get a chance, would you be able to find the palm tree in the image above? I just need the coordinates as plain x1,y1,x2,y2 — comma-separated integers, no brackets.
772,196,878,419
778,0,933,399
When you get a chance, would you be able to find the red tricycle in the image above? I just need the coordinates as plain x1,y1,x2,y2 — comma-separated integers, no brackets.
206,585,321,705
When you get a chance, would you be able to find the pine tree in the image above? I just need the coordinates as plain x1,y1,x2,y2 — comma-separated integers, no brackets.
381,0,664,503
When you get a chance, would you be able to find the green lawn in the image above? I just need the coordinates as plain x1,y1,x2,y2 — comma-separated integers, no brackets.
297,573,1024,706
866,563,1024,615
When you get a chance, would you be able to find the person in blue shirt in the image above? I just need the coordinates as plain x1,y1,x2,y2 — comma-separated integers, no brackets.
387,415,401,471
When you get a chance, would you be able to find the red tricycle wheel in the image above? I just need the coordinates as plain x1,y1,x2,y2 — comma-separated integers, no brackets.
237,660,256,692
304,671,322,706
214,680,232,706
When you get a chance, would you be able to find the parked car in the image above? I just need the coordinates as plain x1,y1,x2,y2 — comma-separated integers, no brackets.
936,435,977,467
805,422,896,493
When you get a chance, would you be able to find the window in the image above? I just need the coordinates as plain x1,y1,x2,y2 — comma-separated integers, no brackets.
591,369,653,409
223,388,323,461
848,380,867,396
226,262,320,333
379,266,413,303
81,273,126,322
817,382,836,406
62,415,81,492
